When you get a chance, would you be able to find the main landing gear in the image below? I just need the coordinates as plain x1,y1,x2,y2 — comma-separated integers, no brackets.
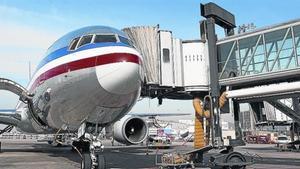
74,122,106,169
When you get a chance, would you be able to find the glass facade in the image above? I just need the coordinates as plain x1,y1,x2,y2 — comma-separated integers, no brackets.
217,24,300,79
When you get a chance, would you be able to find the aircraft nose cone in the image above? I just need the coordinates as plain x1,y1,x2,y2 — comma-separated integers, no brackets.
96,55,143,95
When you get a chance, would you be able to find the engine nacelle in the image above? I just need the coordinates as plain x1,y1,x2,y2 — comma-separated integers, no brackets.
113,115,148,145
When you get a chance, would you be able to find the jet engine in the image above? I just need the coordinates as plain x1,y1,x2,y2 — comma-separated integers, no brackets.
113,115,148,145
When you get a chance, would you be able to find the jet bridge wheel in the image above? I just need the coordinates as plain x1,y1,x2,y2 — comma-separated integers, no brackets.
224,152,246,169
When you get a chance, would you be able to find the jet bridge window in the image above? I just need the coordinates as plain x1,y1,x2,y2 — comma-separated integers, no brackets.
163,48,170,63
69,37,80,50
94,34,117,43
77,35,93,48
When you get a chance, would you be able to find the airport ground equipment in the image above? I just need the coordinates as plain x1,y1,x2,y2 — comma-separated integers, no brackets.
286,140,300,151
156,150,197,169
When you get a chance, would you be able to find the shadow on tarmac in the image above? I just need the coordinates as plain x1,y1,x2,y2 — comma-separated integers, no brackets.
1,142,159,168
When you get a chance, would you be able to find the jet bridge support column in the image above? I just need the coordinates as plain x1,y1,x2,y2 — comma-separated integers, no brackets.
201,13,223,148
230,101,245,146
200,2,236,147
291,97,300,142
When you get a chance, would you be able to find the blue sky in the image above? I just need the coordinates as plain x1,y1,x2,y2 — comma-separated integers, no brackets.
0,0,300,116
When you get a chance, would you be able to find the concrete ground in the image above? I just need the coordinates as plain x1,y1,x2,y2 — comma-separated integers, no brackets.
237,144,300,169
0,139,300,169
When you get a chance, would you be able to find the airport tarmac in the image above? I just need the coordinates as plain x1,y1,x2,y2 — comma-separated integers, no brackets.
0,139,300,169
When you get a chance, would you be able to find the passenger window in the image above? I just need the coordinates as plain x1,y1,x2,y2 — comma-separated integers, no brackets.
94,35,117,43
77,35,93,48
69,37,80,50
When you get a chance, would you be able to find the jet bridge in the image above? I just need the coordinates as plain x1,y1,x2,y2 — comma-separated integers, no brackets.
124,2,300,167
123,6,300,110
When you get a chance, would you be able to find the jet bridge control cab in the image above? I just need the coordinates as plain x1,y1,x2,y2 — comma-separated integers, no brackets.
123,26,209,99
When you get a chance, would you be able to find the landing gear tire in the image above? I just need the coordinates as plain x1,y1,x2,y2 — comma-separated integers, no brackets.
81,152,92,169
78,122,105,169
97,154,106,169
73,141,90,153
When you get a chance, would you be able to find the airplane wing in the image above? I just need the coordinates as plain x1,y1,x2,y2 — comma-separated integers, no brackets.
0,109,17,112
0,109,20,126
128,112,192,117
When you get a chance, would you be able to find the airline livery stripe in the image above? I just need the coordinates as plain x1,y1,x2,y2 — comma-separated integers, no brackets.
30,53,140,91
30,46,140,88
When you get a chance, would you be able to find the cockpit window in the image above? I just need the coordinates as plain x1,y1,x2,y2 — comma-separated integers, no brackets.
94,34,117,43
77,35,93,48
69,37,80,50
118,36,132,46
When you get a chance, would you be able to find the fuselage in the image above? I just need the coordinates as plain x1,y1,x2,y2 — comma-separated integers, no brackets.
15,26,143,133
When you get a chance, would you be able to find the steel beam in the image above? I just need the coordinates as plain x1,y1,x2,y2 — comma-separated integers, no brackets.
200,3,236,36
219,67,300,87
270,28,291,71
219,41,237,78
267,100,300,123
243,35,262,75
205,18,223,147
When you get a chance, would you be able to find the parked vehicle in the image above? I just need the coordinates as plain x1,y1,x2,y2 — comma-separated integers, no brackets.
275,136,290,144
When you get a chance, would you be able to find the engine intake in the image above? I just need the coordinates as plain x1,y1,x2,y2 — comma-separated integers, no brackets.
113,115,148,145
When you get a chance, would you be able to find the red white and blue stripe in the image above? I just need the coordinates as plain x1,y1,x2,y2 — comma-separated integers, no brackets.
28,41,142,91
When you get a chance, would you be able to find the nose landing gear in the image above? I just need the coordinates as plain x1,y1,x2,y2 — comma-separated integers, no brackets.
76,122,106,169
80,140,105,169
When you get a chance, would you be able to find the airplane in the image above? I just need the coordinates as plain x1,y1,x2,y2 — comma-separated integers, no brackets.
0,26,146,169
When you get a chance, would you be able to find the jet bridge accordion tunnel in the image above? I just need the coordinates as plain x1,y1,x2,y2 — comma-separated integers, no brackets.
122,26,210,100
